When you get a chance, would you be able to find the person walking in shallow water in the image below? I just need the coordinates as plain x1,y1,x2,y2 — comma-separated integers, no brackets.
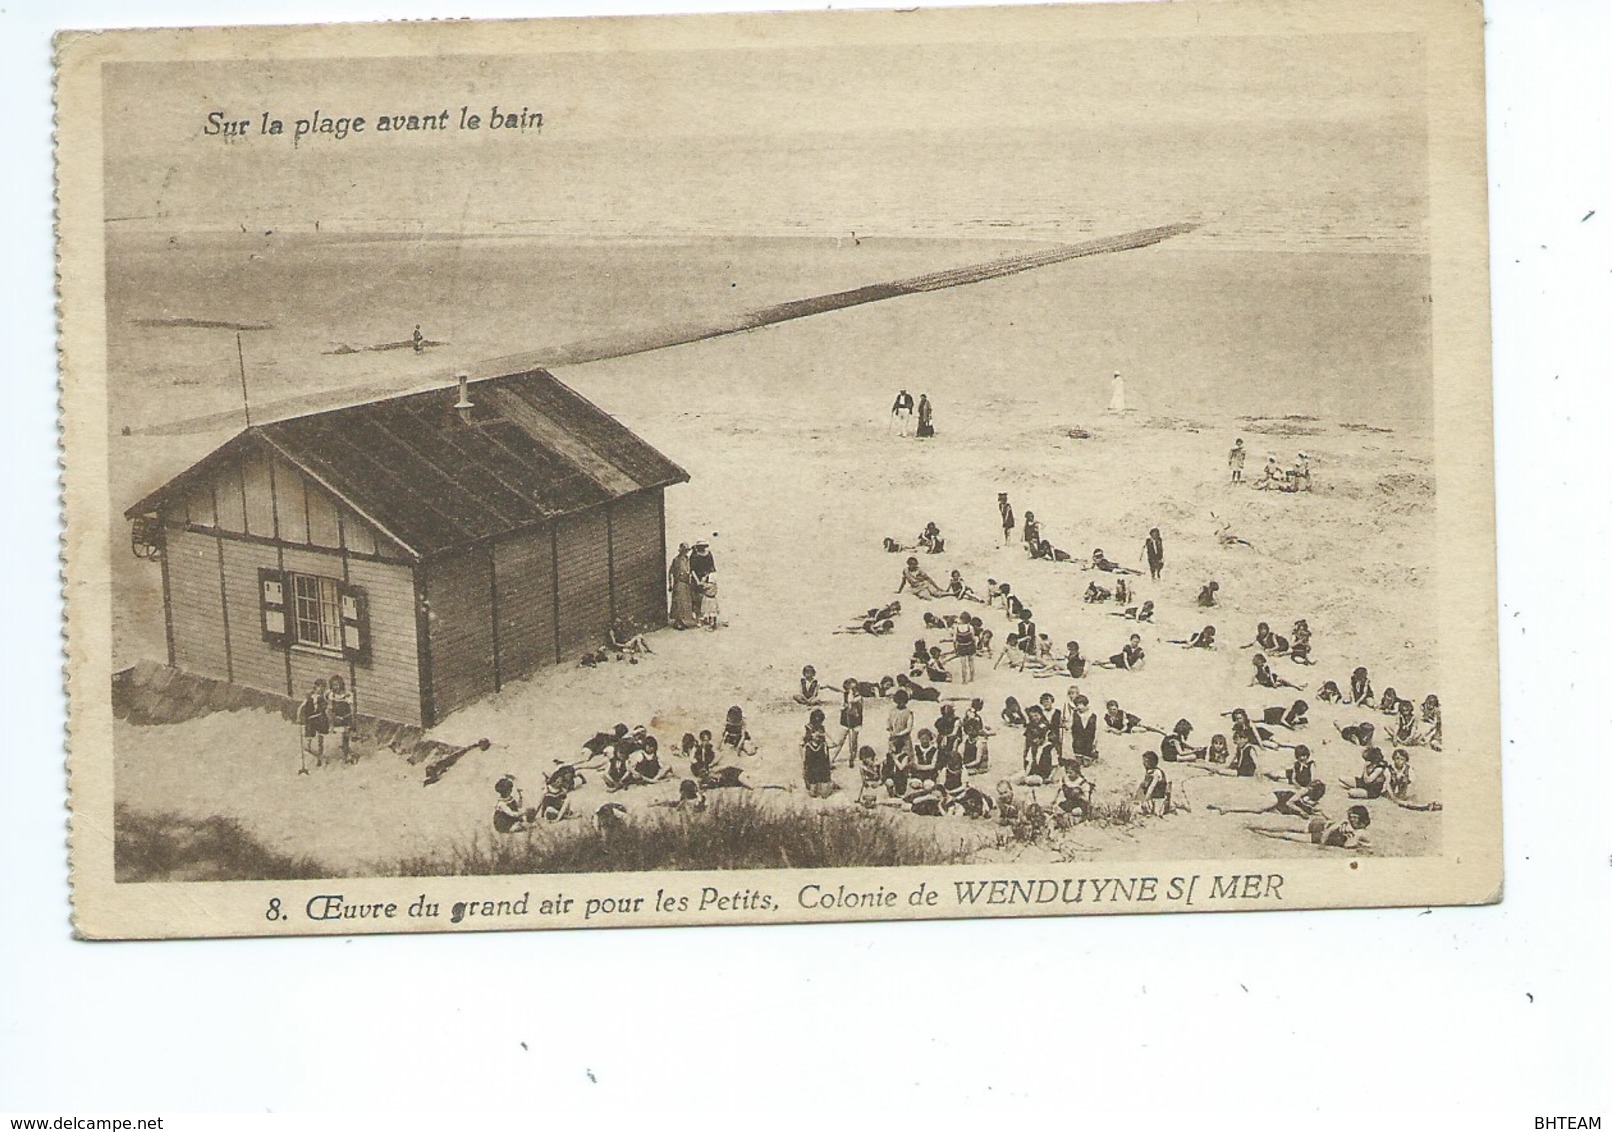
412,324,424,353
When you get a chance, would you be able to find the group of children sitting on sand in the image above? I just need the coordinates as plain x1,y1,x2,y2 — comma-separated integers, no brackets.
884,521,946,556
576,619,658,668
1229,439,1314,493
1316,669,1444,751
490,705,798,831
498,477,1439,853
793,495,1442,849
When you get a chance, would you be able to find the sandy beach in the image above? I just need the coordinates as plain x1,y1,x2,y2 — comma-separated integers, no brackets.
107,230,1444,873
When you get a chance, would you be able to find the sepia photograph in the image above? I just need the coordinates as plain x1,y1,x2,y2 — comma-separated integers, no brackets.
13,0,1612,1122
58,0,1498,938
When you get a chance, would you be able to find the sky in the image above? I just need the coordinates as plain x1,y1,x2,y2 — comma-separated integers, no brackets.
100,28,1428,246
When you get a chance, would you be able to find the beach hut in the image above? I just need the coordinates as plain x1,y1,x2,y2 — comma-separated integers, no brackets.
125,370,689,727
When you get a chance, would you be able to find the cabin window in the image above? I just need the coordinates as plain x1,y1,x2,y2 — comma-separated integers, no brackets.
260,568,370,663
291,573,344,654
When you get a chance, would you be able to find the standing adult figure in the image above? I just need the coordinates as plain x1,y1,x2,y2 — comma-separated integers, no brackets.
916,394,935,438
891,389,915,436
689,539,716,619
1108,371,1127,414
998,492,1015,545
668,542,697,629
1143,527,1165,581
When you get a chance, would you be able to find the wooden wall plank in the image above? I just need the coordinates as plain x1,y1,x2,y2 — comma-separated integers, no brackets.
555,509,611,656
609,491,667,633
306,484,342,549
214,458,247,533
273,457,309,545
218,538,287,696
164,528,230,679
344,556,422,724
424,550,497,719
241,450,277,539
492,528,554,685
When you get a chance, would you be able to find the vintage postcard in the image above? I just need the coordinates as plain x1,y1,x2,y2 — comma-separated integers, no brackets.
57,0,1499,939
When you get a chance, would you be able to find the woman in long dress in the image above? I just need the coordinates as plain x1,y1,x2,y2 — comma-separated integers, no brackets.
668,543,697,629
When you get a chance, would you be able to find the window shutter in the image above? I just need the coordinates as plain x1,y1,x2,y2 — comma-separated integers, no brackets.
340,584,370,665
259,567,289,646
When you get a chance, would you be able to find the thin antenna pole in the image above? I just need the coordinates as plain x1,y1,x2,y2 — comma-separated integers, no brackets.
236,331,252,428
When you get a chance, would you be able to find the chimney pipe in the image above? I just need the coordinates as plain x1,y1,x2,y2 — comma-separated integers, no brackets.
454,372,473,421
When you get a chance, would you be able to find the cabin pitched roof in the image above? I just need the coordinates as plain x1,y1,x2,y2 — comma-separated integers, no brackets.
127,369,688,560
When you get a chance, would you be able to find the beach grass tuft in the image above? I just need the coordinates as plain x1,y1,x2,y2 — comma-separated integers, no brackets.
387,793,967,876
114,803,327,883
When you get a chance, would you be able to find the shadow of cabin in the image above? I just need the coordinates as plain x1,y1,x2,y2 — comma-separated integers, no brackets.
124,370,689,728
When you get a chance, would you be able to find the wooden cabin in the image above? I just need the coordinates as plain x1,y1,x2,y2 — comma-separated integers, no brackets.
125,370,689,728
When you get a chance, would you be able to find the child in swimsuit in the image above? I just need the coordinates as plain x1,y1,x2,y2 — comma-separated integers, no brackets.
1334,720,1377,748
493,776,538,833
1135,752,1172,816
1262,700,1309,729
886,691,914,760
1096,634,1146,671
961,701,991,773
1064,641,1087,679
1390,699,1423,745
1159,719,1200,763
1055,769,1094,820
1311,806,1371,849
1175,625,1216,649
691,730,718,779
933,704,960,758
1341,747,1390,799
1348,666,1374,706
1421,694,1443,751
947,571,983,602
1209,781,1327,818
794,665,822,706
1001,696,1027,727
802,710,836,798
1104,700,1142,734
722,706,758,757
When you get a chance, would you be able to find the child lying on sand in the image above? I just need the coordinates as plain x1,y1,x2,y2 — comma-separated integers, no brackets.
1250,806,1372,852
1209,781,1328,819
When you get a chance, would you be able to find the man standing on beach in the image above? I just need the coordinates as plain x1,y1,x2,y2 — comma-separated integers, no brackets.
998,492,1015,545
891,389,915,436
1229,438,1247,483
